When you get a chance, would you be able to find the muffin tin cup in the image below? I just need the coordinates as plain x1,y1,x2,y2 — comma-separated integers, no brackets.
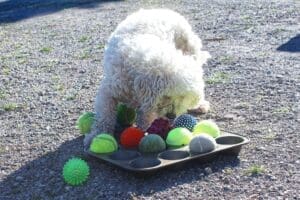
86,132,249,174
159,150,190,160
109,150,141,161
216,135,245,145
129,157,161,169
215,135,245,156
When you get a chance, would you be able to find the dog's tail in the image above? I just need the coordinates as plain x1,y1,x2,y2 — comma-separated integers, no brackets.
173,18,211,66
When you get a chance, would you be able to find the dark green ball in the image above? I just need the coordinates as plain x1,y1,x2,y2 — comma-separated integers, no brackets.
116,103,136,126
139,134,166,153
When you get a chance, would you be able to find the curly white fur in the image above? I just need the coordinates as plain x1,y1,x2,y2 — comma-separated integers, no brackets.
84,9,211,148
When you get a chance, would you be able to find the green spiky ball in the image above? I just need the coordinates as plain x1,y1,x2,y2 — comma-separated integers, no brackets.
76,112,95,134
117,103,136,126
63,158,90,186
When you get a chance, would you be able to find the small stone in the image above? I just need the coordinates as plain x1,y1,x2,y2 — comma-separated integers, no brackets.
65,186,71,191
204,167,212,174
223,177,230,184
15,176,23,181
223,186,230,191
223,114,236,121
79,69,86,74
255,146,266,151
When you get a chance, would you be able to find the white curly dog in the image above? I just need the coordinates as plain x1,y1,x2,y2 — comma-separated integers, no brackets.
84,8,211,148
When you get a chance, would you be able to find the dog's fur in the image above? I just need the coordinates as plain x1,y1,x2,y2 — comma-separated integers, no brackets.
84,9,211,148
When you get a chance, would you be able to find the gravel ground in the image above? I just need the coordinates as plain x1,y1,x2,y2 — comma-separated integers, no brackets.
0,0,299,199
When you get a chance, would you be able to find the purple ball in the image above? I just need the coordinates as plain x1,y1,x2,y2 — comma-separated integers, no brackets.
146,118,172,139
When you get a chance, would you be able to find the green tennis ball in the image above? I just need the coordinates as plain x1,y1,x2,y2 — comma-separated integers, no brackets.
76,112,95,134
117,103,136,126
90,134,118,154
139,134,166,153
166,128,193,148
193,120,220,138
63,158,89,186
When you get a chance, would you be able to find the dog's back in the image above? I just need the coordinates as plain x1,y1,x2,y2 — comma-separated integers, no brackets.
102,9,209,102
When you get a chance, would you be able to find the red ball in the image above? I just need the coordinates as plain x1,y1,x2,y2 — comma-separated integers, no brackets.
120,127,145,148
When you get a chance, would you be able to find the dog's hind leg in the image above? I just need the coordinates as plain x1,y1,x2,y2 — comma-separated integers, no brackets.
189,99,210,114
84,83,117,148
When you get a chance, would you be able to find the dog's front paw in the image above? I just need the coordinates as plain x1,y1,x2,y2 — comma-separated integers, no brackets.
188,100,210,114
83,133,96,151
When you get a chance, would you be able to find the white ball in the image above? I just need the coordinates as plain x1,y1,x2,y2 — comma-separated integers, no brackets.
189,134,216,154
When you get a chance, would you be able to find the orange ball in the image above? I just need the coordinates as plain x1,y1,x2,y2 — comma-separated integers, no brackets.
120,127,144,148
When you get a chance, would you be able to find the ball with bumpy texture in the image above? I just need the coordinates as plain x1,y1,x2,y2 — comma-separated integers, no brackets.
120,127,144,148
90,134,118,153
63,158,90,186
166,127,193,148
139,134,166,153
193,120,220,138
117,103,137,126
173,114,197,131
189,134,217,154
146,118,172,139
76,112,95,134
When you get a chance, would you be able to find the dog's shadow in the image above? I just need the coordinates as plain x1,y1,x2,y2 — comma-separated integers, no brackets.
0,136,240,199
0,0,123,24
277,34,300,52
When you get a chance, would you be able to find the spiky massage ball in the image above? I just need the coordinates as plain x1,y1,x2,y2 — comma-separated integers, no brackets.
63,158,90,186
117,103,137,126
173,114,197,132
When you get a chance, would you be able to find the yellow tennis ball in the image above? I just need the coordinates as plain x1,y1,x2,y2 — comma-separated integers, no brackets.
166,128,193,147
90,134,118,154
193,120,220,138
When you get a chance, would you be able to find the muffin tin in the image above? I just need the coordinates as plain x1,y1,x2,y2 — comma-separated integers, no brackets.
86,132,249,174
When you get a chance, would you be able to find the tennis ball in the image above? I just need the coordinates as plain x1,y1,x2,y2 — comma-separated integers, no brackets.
173,114,197,131
166,127,193,148
90,134,118,154
63,158,89,186
117,103,136,126
189,134,216,154
193,120,220,138
139,134,166,153
146,117,172,139
120,127,144,148
76,112,95,134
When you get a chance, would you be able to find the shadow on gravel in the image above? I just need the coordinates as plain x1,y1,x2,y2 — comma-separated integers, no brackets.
0,136,240,199
277,34,300,52
0,0,122,24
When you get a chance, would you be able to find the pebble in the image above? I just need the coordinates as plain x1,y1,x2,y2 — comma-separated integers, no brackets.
223,186,230,191
15,176,24,181
223,114,237,121
79,69,86,74
204,167,213,175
